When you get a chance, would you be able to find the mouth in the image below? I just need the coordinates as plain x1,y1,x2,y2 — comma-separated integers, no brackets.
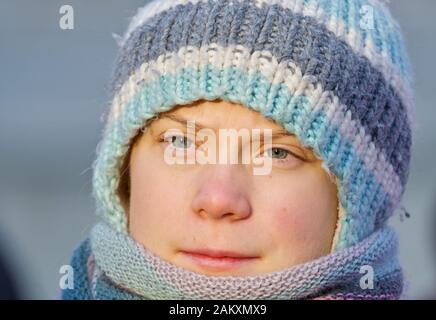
179,248,260,273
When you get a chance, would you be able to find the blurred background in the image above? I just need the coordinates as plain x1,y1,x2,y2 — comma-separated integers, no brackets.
0,0,435,299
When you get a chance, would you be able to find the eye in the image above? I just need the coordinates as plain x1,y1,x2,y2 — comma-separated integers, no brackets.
164,134,194,149
266,147,290,159
262,146,307,165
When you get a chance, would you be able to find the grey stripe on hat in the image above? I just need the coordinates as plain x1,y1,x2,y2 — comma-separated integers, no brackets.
110,0,411,186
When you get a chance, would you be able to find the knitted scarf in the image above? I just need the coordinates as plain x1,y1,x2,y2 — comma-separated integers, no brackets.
62,222,403,300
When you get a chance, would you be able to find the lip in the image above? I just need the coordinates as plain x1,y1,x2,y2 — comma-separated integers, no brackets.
179,249,259,272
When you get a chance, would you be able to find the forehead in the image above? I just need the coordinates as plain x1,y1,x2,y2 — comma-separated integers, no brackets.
142,99,318,161
159,99,287,132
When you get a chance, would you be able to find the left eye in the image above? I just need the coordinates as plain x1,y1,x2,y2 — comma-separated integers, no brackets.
266,147,291,159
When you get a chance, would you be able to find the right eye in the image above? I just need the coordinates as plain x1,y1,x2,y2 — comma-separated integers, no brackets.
164,134,194,149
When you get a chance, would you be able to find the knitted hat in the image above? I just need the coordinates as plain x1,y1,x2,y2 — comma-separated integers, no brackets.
92,0,415,251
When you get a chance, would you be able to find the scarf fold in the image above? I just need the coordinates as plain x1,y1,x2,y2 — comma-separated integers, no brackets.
60,222,404,300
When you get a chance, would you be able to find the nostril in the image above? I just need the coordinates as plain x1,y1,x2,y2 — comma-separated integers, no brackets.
191,190,252,221
222,212,235,220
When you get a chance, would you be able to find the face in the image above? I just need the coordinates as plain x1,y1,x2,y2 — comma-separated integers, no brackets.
127,99,338,276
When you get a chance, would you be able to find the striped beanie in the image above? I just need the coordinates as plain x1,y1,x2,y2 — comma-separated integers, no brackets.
92,0,415,251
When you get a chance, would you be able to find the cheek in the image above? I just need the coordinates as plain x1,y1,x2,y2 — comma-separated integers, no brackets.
259,170,338,249
128,147,189,244
268,195,316,244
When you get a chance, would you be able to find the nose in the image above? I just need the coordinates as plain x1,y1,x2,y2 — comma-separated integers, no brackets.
191,165,252,221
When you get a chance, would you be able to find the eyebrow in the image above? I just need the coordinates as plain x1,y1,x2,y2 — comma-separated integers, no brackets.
158,113,296,139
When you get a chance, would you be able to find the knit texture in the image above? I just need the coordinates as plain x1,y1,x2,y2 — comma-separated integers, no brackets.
92,0,415,252
62,222,403,300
